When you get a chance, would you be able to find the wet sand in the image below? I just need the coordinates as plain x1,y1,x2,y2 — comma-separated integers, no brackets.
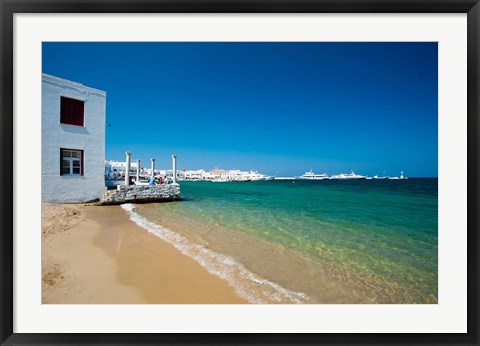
42,203,246,304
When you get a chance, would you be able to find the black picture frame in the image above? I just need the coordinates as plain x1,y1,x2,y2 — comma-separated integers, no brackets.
1,1,479,345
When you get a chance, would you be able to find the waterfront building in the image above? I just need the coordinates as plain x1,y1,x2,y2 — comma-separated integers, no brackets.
178,169,205,180
42,74,106,203
105,160,140,178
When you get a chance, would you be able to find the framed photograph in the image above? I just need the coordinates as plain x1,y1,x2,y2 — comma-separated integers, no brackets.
1,0,479,345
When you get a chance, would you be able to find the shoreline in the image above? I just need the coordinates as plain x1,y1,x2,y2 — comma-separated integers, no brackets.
42,203,247,304
131,200,438,304
42,191,438,304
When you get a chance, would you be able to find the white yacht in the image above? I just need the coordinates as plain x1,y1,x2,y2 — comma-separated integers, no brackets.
229,170,250,182
232,176,250,182
389,171,408,180
211,178,232,183
330,171,366,180
373,175,389,180
297,171,330,180
247,171,269,181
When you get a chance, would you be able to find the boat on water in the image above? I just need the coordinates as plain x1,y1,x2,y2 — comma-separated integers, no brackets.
330,171,366,180
248,171,269,181
373,175,389,180
274,177,296,180
389,171,408,180
297,171,330,180
232,176,251,182
211,178,232,183
373,171,389,180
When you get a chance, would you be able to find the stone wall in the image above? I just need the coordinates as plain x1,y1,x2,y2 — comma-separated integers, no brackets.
100,184,181,205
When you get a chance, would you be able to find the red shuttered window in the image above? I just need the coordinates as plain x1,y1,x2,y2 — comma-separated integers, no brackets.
60,96,84,126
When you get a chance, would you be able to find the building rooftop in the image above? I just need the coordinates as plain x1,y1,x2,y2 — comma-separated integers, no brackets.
42,73,106,97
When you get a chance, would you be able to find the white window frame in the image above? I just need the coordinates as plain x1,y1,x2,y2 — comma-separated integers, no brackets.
61,149,83,176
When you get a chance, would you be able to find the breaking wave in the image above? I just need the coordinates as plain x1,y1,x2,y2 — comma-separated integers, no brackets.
121,203,310,304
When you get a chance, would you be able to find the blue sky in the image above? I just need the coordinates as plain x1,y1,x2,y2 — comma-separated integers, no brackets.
43,42,438,177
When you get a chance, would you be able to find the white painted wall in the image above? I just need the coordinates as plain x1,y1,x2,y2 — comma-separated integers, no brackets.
42,74,106,203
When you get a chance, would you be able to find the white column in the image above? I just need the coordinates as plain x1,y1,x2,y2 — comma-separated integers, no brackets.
125,151,131,186
151,158,155,178
136,159,141,182
172,155,177,184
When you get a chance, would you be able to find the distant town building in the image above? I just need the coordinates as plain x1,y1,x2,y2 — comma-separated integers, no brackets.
42,74,106,202
105,160,139,178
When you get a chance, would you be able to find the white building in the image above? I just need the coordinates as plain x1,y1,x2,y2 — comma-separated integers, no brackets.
178,169,205,180
105,160,139,178
42,74,106,202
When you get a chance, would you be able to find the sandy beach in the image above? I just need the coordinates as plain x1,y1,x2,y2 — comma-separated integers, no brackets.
42,203,246,304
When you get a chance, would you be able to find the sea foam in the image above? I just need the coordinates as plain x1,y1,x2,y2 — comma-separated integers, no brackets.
121,203,310,304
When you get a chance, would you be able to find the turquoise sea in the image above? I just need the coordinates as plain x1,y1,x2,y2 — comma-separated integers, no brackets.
124,179,438,304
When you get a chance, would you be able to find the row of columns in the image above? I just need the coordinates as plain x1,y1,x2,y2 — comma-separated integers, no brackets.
124,152,177,185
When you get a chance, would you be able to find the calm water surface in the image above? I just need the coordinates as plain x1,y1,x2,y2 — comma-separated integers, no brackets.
127,179,437,304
